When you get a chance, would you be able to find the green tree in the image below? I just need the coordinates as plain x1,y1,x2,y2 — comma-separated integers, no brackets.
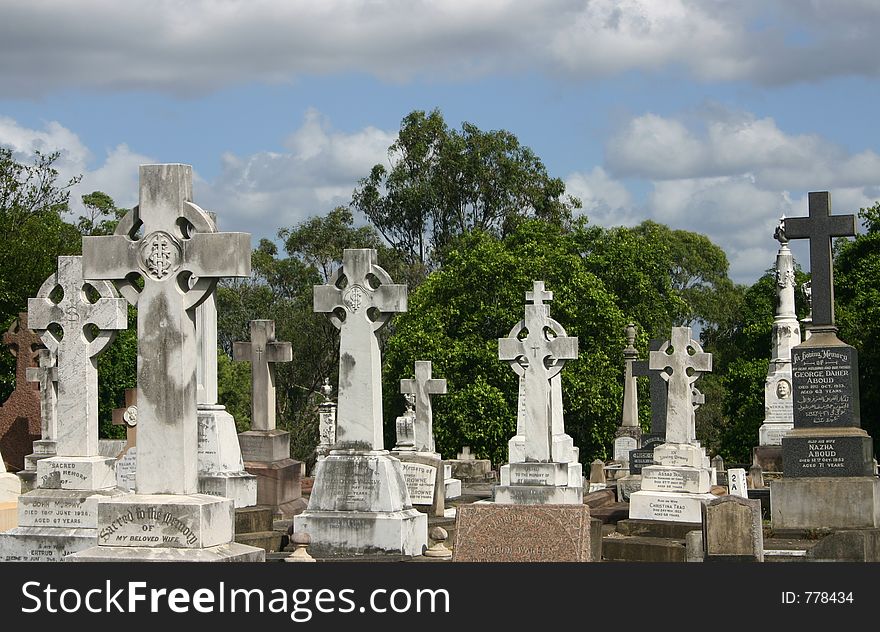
352,109,581,272
77,191,127,236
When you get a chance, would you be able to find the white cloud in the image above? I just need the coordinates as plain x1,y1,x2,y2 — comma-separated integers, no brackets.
564,166,637,227
1,1,880,97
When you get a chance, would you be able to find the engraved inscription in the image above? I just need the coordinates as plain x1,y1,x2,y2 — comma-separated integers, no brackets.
792,347,856,427
401,462,436,504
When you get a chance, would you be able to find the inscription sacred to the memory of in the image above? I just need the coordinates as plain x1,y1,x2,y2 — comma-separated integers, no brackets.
98,507,200,546
792,347,856,427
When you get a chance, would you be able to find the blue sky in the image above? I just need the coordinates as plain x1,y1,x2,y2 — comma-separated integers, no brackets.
2,0,880,284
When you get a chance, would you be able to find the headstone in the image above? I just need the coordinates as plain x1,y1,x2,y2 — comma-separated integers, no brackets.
588,459,606,493
194,218,257,510
112,388,138,491
447,446,493,484
234,320,302,517
393,361,459,517
315,378,336,463
67,163,263,562
727,468,748,498
754,218,801,473
772,191,879,531
702,495,763,562
452,504,594,562
495,281,582,505
294,248,426,557
0,314,43,472
629,326,716,523
0,258,128,562
614,323,642,471
20,348,58,491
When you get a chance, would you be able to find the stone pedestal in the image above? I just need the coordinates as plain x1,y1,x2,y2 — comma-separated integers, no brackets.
19,439,57,492
66,493,265,562
239,429,305,518
629,443,716,523
770,477,880,531
495,461,583,505
293,450,427,557
198,407,257,508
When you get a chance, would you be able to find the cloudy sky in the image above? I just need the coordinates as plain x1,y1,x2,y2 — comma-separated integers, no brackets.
2,0,879,284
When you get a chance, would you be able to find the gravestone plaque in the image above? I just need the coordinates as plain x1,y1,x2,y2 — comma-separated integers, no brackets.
791,346,859,429
452,503,592,562
628,435,664,475
400,462,437,505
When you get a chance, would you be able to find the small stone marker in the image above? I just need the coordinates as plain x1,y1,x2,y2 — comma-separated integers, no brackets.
727,468,748,498
452,504,593,562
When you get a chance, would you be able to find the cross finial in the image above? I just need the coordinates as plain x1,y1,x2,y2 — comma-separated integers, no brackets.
782,191,856,328
525,280,553,305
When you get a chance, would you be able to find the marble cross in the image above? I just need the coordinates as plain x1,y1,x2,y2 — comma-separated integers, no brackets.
28,256,126,457
498,281,578,462
26,348,58,444
399,361,447,453
4,312,43,394
82,164,251,495
233,320,292,432
314,248,406,450
649,326,712,445
783,191,857,328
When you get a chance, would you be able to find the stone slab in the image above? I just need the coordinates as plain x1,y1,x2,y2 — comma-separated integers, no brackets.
782,434,874,477
447,458,493,482
95,494,234,548
305,451,409,513
702,495,763,561
199,472,258,508
244,458,303,515
653,443,706,468
445,478,462,499
36,456,117,490
601,535,687,563
452,503,593,562
198,407,250,474
116,448,137,491
759,422,792,446
292,509,427,557
507,461,571,486
18,488,126,528
493,484,583,505
629,490,717,523
616,475,642,502
615,518,702,539
641,466,711,494
771,476,880,530
0,526,98,561
792,345,860,429
238,429,291,463
400,461,438,505
67,541,265,562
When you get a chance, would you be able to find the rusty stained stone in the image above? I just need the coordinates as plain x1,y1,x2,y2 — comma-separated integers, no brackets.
0,314,44,470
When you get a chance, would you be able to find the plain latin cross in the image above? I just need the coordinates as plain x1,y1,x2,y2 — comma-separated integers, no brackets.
399,360,447,453
233,320,292,432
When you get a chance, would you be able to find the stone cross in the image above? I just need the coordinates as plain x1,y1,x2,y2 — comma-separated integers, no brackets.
314,248,406,450
4,313,43,395
399,361,447,453
498,281,578,462
28,256,126,457
26,348,57,444
111,387,138,453
194,211,220,407
82,164,251,495
649,327,712,445
632,338,667,436
233,320,292,432
457,446,474,461
783,191,857,328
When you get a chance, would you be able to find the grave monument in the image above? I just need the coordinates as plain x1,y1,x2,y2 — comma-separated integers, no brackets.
294,248,426,557
20,348,57,492
0,314,43,472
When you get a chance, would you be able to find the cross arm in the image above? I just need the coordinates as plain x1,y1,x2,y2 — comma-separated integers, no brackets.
232,342,253,362
498,337,526,362
265,341,293,363
784,215,856,239
372,284,408,313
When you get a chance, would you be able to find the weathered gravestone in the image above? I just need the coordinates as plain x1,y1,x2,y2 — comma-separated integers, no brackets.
629,326,716,523
68,163,263,562
20,348,57,492
392,361,459,517
0,257,128,561
495,281,582,505
234,319,303,517
452,504,594,562
446,445,493,484
294,248,426,557
772,192,879,531
702,495,763,562
754,218,801,474
0,314,43,472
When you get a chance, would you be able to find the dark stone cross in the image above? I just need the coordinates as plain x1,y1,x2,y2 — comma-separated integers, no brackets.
3,313,43,395
314,248,406,450
82,164,251,495
632,338,667,436
783,191,857,328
